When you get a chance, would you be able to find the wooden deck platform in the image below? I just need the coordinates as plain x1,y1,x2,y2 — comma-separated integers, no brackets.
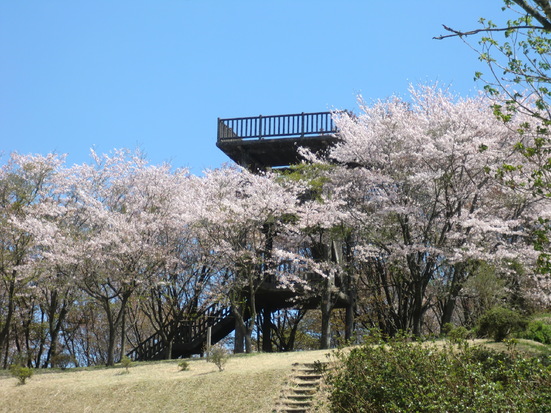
216,112,339,171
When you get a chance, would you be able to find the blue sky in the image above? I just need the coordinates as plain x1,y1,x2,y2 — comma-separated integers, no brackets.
1,1,504,174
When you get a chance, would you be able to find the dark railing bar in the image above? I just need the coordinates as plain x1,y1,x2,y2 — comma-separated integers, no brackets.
217,112,336,141
127,301,233,361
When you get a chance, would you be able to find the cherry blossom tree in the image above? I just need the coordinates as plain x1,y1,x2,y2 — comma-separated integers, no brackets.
436,0,551,279
23,166,80,368
130,196,212,359
280,163,354,349
57,150,191,365
327,85,548,335
0,153,67,367
192,166,302,353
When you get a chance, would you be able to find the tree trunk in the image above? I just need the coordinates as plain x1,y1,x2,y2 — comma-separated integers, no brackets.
344,234,356,343
0,278,16,369
439,264,469,333
244,300,256,353
244,331,253,353
104,301,121,366
106,324,117,366
440,296,456,332
320,286,333,349
104,299,117,366
165,339,173,360
234,321,245,354
411,285,424,337
44,291,65,367
345,299,355,342
119,305,127,362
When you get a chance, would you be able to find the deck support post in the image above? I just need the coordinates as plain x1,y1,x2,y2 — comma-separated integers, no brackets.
261,306,273,353
206,326,212,356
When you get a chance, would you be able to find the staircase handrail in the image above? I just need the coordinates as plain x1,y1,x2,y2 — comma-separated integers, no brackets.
126,302,233,360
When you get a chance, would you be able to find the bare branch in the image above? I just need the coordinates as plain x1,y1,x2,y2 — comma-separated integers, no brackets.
434,24,543,40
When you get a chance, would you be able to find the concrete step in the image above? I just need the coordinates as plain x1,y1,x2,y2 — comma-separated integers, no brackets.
275,362,329,413
295,374,322,381
288,388,316,395
286,395,314,403
284,400,312,408
287,395,314,401
290,380,320,389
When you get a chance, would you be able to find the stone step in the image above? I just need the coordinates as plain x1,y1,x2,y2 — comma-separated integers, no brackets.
286,395,313,401
292,378,321,385
275,362,327,413
284,400,311,408
295,374,322,381
296,367,319,373
292,369,317,375
301,362,328,369
288,388,316,395
291,381,320,389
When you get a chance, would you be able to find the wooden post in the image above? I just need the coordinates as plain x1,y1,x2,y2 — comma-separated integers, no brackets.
262,306,273,353
206,326,212,359
258,115,263,139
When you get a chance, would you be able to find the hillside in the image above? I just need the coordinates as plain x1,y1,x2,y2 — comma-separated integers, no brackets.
0,349,332,413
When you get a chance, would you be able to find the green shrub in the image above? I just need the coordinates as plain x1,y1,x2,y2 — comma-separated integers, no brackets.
208,345,228,371
312,359,327,374
9,364,34,385
520,320,551,344
120,355,133,373
443,323,471,343
178,360,190,371
476,306,527,342
327,337,551,412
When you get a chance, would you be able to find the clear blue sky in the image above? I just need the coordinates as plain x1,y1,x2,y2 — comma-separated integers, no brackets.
1,1,504,174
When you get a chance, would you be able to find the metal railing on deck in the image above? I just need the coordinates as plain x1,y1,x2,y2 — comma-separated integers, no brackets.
217,112,336,141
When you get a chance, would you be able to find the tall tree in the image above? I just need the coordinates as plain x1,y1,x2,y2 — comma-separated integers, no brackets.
62,150,186,365
283,163,353,349
192,167,301,353
0,153,66,367
436,0,551,277
328,85,546,335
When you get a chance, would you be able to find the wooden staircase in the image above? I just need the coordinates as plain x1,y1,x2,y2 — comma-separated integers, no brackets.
125,281,313,362
274,362,327,413
126,303,235,361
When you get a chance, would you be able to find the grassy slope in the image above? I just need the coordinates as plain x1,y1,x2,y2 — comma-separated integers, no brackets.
0,349,332,413
2,338,548,413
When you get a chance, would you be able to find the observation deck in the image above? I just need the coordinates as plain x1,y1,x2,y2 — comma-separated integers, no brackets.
216,112,339,171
